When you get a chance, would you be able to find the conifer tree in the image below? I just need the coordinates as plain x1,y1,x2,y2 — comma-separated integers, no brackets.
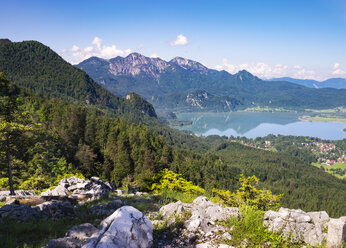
0,73,33,195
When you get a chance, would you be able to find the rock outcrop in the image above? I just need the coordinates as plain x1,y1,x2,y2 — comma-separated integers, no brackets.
0,200,75,221
41,177,115,200
0,204,41,222
155,196,240,247
36,201,75,219
264,207,346,247
0,190,36,202
45,206,153,248
326,217,346,248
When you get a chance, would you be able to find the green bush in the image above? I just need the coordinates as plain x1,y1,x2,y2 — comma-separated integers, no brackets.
19,176,50,192
212,174,282,211
148,169,204,195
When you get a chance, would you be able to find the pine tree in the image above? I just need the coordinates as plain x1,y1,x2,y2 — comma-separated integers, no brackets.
0,73,33,194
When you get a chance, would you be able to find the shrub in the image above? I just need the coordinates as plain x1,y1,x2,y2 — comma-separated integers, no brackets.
19,176,50,192
212,174,282,211
148,169,204,195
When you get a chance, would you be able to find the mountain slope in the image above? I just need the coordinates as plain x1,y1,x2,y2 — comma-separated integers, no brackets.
77,53,346,112
269,77,346,89
0,39,157,118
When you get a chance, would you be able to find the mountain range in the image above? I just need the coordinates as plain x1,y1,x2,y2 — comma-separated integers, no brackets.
268,77,346,89
76,53,346,112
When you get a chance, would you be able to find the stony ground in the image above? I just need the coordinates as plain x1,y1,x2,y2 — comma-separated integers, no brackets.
0,177,345,248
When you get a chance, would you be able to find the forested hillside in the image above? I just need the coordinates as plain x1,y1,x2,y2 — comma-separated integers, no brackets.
1,74,345,217
0,39,157,119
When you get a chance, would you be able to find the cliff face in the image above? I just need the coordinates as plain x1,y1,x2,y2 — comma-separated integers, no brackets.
108,53,170,79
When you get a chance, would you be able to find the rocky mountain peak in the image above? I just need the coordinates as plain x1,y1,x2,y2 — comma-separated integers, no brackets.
108,53,169,79
170,56,208,73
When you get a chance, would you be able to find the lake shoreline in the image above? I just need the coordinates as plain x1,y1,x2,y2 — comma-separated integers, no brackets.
298,116,346,123
174,111,346,140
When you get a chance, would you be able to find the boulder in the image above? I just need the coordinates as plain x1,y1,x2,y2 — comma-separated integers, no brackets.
157,197,239,246
65,223,99,241
264,208,322,245
159,200,187,218
44,237,83,248
327,217,346,248
41,177,115,201
83,206,153,248
308,211,330,226
264,208,346,247
41,185,70,197
35,201,74,219
0,204,41,221
68,182,90,192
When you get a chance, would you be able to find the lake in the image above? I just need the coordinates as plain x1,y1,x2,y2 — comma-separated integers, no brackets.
175,112,346,140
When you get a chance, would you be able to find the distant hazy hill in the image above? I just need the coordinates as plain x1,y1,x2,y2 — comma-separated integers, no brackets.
0,39,157,118
269,77,346,89
77,53,346,112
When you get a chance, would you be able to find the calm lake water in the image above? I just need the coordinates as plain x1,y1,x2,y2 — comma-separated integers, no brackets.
175,112,346,140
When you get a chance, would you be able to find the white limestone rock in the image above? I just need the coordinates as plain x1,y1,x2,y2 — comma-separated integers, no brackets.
327,217,346,248
82,206,153,248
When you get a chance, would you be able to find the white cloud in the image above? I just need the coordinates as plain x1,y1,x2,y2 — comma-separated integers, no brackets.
332,63,346,75
214,59,317,80
170,34,189,46
62,36,132,64
71,45,80,52
92,37,102,49
150,53,159,58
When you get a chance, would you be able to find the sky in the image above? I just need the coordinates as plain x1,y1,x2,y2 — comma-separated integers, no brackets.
1,0,346,80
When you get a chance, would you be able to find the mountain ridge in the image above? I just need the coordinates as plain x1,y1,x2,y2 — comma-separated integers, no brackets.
76,52,346,112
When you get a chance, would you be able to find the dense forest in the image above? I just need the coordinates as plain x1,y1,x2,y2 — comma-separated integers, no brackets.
0,73,345,217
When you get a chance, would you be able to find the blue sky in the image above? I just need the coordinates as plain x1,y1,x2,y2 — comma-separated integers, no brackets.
1,0,346,80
